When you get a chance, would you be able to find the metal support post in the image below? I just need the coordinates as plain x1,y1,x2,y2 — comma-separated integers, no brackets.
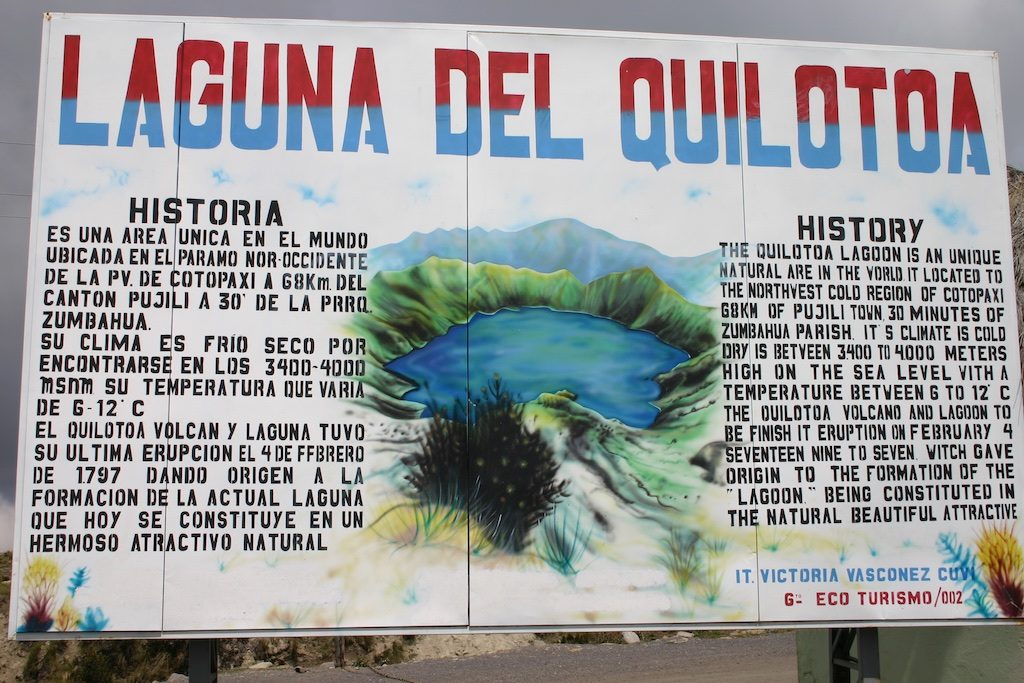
829,627,881,682
334,635,346,668
830,628,857,683
189,639,218,683
857,627,881,683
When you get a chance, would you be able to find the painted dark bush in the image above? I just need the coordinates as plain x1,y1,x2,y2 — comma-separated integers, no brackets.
404,410,469,511
403,378,567,552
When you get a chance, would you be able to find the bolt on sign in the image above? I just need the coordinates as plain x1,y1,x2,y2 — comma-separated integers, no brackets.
10,13,1022,638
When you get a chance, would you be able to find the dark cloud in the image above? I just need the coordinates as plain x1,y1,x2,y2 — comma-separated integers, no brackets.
0,494,13,551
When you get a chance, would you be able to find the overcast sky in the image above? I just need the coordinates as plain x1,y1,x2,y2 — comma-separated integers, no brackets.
1,0,1022,550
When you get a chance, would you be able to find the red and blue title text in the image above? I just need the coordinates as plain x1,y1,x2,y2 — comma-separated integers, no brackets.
59,35,990,174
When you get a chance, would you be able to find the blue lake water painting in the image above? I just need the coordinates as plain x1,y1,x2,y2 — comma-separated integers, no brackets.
385,307,690,428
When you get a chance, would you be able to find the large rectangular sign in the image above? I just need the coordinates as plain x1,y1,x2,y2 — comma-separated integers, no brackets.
10,13,1022,637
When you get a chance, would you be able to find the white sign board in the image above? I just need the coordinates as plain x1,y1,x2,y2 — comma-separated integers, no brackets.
10,13,1022,637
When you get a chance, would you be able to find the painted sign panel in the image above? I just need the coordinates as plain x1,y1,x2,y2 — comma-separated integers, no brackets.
10,14,1021,637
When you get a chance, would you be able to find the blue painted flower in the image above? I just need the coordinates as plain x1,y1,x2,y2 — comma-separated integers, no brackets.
78,607,109,631
68,567,89,597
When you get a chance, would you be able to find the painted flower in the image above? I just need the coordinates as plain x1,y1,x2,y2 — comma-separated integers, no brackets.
67,567,89,597
20,557,61,632
976,524,1024,617
78,607,109,632
55,597,81,631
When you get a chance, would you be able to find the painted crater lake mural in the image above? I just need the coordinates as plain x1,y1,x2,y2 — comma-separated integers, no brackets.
385,307,691,428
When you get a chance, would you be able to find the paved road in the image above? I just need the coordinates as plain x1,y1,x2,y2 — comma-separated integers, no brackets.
220,632,797,682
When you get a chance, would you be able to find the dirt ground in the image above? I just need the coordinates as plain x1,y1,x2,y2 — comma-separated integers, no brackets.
1,552,32,680
218,631,798,683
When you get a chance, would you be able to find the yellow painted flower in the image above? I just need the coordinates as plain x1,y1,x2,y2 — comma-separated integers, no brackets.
55,597,81,631
21,556,61,631
23,557,60,591
976,524,1024,617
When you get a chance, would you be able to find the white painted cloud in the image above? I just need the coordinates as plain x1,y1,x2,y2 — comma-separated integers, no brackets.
40,167,130,217
293,182,338,207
